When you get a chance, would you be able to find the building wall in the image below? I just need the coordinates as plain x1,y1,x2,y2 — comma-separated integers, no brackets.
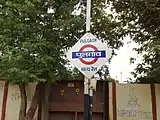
0,81,5,120
0,81,159,120
49,81,104,112
155,84,160,120
1,82,38,120
116,84,152,120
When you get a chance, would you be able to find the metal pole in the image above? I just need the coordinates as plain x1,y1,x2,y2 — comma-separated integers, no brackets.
89,88,93,120
86,0,91,32
84,0,91,120
84,77,89,120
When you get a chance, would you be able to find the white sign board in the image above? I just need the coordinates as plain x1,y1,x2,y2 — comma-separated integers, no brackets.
67,33,111,79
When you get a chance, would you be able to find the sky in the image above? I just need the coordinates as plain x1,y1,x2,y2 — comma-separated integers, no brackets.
108,36,142,82
104,6,143,83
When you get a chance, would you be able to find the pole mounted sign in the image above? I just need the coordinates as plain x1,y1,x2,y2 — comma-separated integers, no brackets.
67,33,111,79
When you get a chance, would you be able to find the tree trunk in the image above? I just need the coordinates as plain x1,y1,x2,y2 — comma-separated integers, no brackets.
24,83,45,120
18,84,27,120
41,82,51,120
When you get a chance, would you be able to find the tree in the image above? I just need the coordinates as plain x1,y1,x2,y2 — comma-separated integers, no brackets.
108,0,160,83
0,0,124,120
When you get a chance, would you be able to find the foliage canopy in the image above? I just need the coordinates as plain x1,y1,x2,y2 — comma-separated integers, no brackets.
0,0,123,83
108,0,160,83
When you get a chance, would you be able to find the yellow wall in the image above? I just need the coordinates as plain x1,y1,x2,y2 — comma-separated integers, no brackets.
0,81,5,118
155,84,160,120
6,84,21,120
116,84,153,120
5,83,38,120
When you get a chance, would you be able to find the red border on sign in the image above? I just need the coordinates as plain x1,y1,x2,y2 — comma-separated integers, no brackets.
79,44,98,65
